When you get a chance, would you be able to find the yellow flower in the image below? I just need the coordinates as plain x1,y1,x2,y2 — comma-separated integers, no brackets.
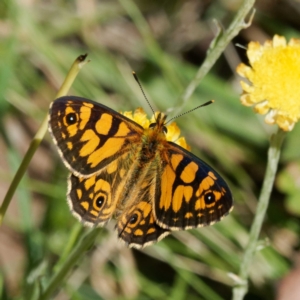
123,108,190,150
237,35,300,131
123,108,150,129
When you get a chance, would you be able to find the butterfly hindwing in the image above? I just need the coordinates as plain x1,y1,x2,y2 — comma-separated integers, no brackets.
48,96,143,177
67,149,139,226
154,142,233,230
68,173,118,226
117,200,170,248
69,168,171,248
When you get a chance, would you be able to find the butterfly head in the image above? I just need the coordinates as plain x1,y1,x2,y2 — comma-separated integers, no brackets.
149,112,168,135
123,108,190,150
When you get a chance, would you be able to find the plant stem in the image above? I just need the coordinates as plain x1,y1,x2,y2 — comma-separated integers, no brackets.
175,0,256,115
232,129,286,300
40,228,101,300
0,54,89,226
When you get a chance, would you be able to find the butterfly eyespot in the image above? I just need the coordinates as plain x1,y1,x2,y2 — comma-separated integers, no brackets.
204,192,215,204
66,113,77,125
129,214,138,224
96,196,105,208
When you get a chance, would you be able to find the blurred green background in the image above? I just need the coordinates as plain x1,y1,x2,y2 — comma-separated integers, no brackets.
1,0,300,299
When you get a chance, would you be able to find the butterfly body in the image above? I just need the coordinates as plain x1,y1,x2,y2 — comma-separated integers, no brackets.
49,96,233,248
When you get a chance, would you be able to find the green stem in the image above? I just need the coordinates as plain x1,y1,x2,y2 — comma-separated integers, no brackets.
40,228,101,300
0,54,89,226
119,0,255,99
232,129,286,300
54,223,83,272
175,0,256,115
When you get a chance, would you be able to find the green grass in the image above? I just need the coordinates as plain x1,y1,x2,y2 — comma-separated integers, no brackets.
0,1,299,299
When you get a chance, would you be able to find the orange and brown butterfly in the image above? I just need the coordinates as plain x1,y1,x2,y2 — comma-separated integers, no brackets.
48,93,233,248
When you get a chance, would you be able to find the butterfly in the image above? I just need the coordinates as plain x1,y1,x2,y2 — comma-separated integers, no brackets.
48,96,233,248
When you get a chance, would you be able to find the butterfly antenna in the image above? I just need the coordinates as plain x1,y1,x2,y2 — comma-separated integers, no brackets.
166,100,214,124
132,71,156,119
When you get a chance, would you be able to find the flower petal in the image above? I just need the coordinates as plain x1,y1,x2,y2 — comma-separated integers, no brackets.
236,35,300,131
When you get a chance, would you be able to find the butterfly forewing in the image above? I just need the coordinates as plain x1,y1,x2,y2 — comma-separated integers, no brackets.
154,142,233,230
48,96,144,177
